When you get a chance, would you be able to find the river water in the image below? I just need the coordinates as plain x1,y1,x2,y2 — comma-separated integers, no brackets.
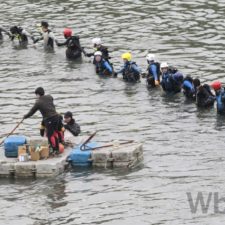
1,0,225,224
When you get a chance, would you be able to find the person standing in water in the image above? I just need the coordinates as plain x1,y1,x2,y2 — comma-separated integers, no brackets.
63,111,81,136
34,21,57,50
116,52,141,82
93,51,113,76
9,26,35,46
145,53,160,87
86,38,110,61
56,28,86,59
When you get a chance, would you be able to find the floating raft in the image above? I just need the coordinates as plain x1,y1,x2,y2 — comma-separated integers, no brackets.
0,135,143,178
0,136,81,178
68,141,143,169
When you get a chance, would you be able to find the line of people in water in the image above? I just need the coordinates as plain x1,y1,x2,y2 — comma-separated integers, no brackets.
2,21,225,154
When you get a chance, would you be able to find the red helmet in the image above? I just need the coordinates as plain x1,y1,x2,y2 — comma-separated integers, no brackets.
63,28,72,37
211,81,222,90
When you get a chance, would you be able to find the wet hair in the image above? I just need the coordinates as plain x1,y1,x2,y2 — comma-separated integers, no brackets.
185,76,193,83
193,78,201,87
41,21,49,28
64,111,73,118
35,87,45,96
10,26,22,34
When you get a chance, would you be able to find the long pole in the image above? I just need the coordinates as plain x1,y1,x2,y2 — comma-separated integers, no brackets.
0,118,24,146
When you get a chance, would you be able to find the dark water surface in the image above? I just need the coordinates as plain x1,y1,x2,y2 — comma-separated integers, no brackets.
1,0,225,224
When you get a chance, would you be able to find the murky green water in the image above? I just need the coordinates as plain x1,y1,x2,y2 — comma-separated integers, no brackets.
1,0,225,224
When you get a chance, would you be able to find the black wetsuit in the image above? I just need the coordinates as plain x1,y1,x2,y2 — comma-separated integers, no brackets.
87,45,110,61
57,36,84,59
10,27,32,46
196,84,215,107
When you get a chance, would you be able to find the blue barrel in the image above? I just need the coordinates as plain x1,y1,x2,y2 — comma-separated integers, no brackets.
4,135,27,158
68,142,98,167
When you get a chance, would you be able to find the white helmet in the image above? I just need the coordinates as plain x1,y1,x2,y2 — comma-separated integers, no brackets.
146,53,155,61
92,37,102,45
160,62,169,68
94,51,102,56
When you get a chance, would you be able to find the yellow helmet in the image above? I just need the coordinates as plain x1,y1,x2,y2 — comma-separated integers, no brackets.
121,52,132,61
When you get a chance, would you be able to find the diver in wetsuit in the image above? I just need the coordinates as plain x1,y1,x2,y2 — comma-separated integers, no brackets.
93,51,113,76
160,62,183,93
9,26,35,46
211,81,225,114
195,79,215,108
116,52,141,82
86,37,110,61
56,28,86,59
145,53,160,87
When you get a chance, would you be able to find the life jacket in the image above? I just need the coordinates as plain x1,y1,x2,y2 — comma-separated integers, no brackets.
67,36,81,50
147,62,160,79
216,88,225,114
161,72,174,92
95,59,112,76
146,62,160,87
161,71,183,93
172,72,183,93
123,61,140,82
15,28,28,43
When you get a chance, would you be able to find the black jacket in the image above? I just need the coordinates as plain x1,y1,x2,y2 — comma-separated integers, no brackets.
24,95,58,120
64,119,81,136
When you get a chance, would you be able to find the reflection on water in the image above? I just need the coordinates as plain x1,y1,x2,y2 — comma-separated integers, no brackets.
0,0,225,224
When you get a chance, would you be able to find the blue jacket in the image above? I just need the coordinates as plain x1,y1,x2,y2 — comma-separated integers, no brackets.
161,71,183,93
182,80,196,99
148,62,160,81
95,59,113,76
216,88,225,114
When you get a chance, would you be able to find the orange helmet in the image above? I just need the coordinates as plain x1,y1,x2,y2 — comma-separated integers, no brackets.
211,81,222,90
63,28,72,38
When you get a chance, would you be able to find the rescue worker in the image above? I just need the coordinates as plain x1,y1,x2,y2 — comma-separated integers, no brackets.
9,26,34,46
93,51,113,76
86,37,110,61
160,62,183,93
56,28,86,59
145,53,160,87
182,76,197,100
33,21,56,50
0,27,10,40
64,111,81,136
23,87,64,154
211,81,225,114
195,80,215,108
116,52,141,82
